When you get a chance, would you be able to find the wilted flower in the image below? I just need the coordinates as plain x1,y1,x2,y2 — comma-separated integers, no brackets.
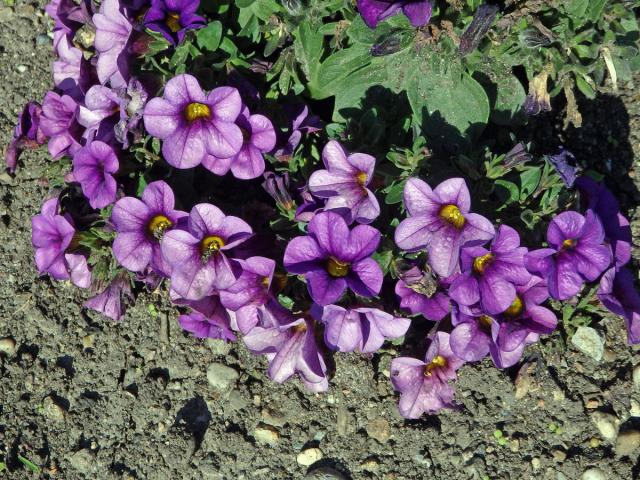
161,203,252,300
598,268,640,345
84,273,133,321
72,141,119,209
459,4,499,56
6,102,46,174
524,70,551,115
308,140,380,224
449,225,531,315
394,264,452,321
111,180,187,274
503,142,531,170
390,332,463,418
144,0,205,46
395,177,495,277
319,305,411,353
114,78,149,148
548,148,579,188
40,91,84,159
143,74,243,169
525,210,611,300
262,171,295,216
283,211,383,306
93,0,132,88
357,0,433,29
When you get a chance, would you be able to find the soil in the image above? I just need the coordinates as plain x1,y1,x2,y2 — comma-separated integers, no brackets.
1,2,640,479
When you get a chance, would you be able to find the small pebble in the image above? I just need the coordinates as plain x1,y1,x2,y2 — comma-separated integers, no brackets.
632,364,640,391
582,467,606,480
361,458,379,472
571,327,604,361
36,34,50,45
296,447,323,466
16,65,27,73
304,466,348,480
590,411,619,442
206,363,238,392
615,429,640,456
366,417,391,443
42,395,65,421
253,424,280,446
82,334,94,349
531,457,541,471
0,337,16,356
551,449,566,462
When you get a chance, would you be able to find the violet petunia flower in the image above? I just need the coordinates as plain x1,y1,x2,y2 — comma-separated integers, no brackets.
6,101,46,174
114,78,149,148
177,296,236,342
202,109,277,180
111,180,187,275
52,31,90,99
84,273,133,321
394,265,452,321
160,203,252,300
262,171,296,217
390,332,463,419
143,74,243,169
272,103,322,162
395,177,495,277
308,140,381,224
78,85,123,142
93,0,132,88
31,197,91,288
450,276,556,368
72,141,119,209
548,148,579,188
525,210,612,300
39,91,84,159
449,225,531,315
144,0,205,46
319,305,411,353
598,268,640,345
243,313,328,392
357,0,433,29
283,211,383,306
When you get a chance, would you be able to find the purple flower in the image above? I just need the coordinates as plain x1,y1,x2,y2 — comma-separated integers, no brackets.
294,187,324,223
46,0,93,34
283,211,383,306
160,203,252,300
390,332,463,419
395,178,495,277
31,198,91,288
262,172,295,217
40,91,84,159
319,305,410,353
394,265,452,321
111,180,187,274
93,0,132,88
450,276,556,368
144,0,205,46
308,140,380,224
6,101,46,174
143,74,243,169
114,78,149,148
272,103,322,162
52,31,89,98
84,273,133,321
72,141,119,209
598,268,640,345
78,85,123,142
178,296,236,342
243,314,328,392
548,148,579,188
357,0,433,29
449,225,531,315
202,108,277,179
525,210,612,300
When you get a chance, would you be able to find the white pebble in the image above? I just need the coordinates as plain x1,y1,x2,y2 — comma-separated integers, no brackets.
296,448,323,466
582,467,606,480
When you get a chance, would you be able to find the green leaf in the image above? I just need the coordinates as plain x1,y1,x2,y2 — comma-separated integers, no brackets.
587,0,607,22
575,75,596,99
383,180,407,205
519,166,542,201
196,21,223,51
17,455,40,474
312,44,371,99
494,179,520,205
568,0,589,21
480,71,527,126
293,22,324,86
235,0,256,6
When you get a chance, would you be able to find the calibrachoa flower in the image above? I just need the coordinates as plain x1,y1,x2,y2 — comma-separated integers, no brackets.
202,109,277,180
31,198,91,288
143,74,243,169
390,332,463,418
395,178,495,277
449,225,531,315
115,78,149,148
394,265,452,321
93,0,132,88
144,0,205,46
111,180,187,274
598,268,640,345
273,103,322,162
357,0,433,29
548,148,579,188
72,141,119,209
84,273,133,321
177,296,236,341
284,211,383,306
319,305,411,353
308,140,380,224
6,101,46,174
40,91,84,159
525,210,611,300
78,85,123,142
161,203,252,300
450,276,556,368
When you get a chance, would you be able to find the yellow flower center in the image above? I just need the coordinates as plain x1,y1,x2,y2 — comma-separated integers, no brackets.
503,296,524,318
439,204,466,229
424,355,447,377
326,257,350,277
261,276,271,288
562,238,577,250
355,171,368,186
147,214,173,240
200,235,225,259
478,315,493,332
184,102,211,122
166,12,181,33
472,253,495,275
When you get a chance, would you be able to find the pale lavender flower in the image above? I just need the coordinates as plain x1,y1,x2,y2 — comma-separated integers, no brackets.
72,141,119,209
84,273,133,321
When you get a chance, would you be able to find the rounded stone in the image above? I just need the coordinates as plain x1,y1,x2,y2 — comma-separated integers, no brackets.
615,430,640,456
590,411,619,442
206,363,239,391
571,326,604,361
304,466,348,480
0,337,16,356
632,364,640,391
253,424,280,446
297,448,323,466
582,467,606,480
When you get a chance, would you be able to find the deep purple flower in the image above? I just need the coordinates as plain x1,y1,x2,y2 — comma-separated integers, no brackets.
395,177,495,277
111,180,187,275
6,102,46,174
93,0,132,88
178,295,236,342
31,198,91,288
394,265,452,321
450,276,556,367
294,187,324,223
52,31,88,98
144,0,205,46
308,140,380,224
78,85,122,142
72,141,119,209
459,4,499,56
598,268,640,345
202,108,277,180
40,91,84,159
272,103,322,162
283,211,383,306
548,148,579,188
357,0,432,29
143,74,243,169
84,273,133,321
319,305,410,353
263,171,296,217
390,332,463,419
46,0,93,34
160,203,252,300
449,225,531,315
525,210,612,300
243,313,328,392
